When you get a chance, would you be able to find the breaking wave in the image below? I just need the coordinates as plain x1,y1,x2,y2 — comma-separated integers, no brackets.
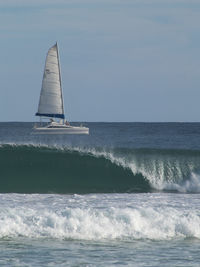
0,194,200,241
0,144,200,193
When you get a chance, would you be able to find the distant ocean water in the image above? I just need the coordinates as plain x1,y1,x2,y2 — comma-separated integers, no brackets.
0,122,200,266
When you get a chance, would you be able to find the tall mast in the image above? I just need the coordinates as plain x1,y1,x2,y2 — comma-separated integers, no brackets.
56,42,65,123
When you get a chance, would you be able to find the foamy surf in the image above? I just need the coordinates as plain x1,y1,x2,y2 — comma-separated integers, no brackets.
0,193,199,241
1,122,200,266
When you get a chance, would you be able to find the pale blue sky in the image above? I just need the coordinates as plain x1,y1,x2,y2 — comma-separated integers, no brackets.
1,0,200,122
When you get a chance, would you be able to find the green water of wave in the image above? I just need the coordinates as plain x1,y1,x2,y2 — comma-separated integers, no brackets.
0,145,150,193
1,144,200,193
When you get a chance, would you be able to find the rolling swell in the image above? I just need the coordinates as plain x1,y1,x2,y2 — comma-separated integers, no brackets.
0,144,150,193
1,144,200,193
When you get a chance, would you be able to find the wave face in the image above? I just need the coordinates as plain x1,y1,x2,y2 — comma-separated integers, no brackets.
1,144,200,193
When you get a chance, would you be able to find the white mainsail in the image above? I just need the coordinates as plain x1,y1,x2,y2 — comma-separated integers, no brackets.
36,43,65,119
34,43,89,134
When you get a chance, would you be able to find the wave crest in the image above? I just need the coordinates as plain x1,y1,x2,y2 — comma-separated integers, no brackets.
0,144,200,193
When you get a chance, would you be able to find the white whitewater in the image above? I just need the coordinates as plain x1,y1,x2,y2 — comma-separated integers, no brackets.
1,193,200,240
34,43,89,134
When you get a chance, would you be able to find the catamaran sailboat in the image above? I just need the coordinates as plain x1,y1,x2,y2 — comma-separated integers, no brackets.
34,43,89,134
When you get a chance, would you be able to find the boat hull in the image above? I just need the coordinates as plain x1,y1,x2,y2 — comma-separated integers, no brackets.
33,126,89,134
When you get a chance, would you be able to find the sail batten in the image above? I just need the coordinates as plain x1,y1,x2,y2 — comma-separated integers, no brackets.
36,43,65,119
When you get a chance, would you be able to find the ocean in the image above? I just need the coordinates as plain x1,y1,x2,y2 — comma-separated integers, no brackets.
0,122,200,266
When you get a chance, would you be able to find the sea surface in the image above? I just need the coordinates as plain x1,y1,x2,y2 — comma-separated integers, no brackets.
0,122,200,266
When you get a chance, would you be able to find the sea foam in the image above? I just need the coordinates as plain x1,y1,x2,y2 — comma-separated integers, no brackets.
0,194,200,241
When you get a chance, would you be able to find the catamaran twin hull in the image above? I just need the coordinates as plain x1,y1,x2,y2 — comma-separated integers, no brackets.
33,126,89,134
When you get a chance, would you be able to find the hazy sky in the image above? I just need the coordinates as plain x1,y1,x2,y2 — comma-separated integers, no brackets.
1,0,200,122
